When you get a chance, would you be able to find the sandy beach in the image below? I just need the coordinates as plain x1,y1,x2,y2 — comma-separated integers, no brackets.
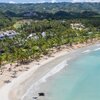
0,42,100,100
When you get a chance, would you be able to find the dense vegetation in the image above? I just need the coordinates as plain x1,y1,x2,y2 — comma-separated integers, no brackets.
0,19,100,67
0,3,100,68
0,3,100,29
0,3,100,13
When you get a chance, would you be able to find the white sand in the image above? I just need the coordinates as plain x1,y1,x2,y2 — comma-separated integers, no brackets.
0,47,69,100
0,42,99,100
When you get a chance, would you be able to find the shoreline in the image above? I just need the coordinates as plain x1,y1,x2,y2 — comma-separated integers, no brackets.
20,43,100,100
0,42,100,100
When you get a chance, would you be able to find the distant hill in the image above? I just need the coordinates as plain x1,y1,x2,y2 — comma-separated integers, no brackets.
0,3,100,14
0,11,7,18
0,3,99,20
0,2,100,29
0,11,13,30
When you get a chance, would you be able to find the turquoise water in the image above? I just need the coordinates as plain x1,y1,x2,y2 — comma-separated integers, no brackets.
45,50,100,100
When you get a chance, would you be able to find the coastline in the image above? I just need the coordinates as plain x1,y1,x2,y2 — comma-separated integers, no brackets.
20,43,100,100
0,42,100,100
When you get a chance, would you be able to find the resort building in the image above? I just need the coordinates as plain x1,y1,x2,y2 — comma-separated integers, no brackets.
0,30,18,40
27,32,46,39
71,23,85,30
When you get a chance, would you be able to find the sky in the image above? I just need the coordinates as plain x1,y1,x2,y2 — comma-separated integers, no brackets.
0,0,100,3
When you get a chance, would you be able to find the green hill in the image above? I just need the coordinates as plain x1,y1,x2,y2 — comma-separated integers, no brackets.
0,3,100,13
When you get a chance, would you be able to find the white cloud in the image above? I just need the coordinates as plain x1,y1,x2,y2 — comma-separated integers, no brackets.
9,1,16,3
51,0,57,3
72,0,100,2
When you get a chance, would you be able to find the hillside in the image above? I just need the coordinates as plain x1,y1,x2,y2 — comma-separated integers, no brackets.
0,2,100,29
0,3,100,13
0,11,13,30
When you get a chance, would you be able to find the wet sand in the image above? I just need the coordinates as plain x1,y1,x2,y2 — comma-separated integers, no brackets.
11,43,100,100
0,42,100,100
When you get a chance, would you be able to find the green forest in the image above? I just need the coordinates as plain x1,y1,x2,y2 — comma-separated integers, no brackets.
0,3,100,68
0,3,100,29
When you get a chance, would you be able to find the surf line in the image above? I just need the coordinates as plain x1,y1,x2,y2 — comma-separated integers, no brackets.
94,48,100,51
21,59,68,100
82,49,91,53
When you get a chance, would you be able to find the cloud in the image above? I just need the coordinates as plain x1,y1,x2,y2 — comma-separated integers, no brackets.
72,0,100,2
9,0,16,3
51,0,57,3
1,0,100,3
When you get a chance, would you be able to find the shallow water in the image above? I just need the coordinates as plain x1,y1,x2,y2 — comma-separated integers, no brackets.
23,45,100,100
42,49,100,100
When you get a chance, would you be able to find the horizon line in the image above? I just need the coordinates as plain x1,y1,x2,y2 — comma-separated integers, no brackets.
0,2,100,4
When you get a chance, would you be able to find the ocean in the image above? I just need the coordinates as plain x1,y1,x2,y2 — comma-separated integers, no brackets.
22,44,100,100
42,47,100,100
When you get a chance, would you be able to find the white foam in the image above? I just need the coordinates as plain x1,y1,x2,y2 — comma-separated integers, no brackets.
94,48,100,51
82,50,91,53
21,60,68,100
96,44,100,46
37,60,67,83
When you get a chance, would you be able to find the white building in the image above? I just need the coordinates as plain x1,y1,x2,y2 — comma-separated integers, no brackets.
71,23,85,30
0,30,18,40
27,32,46,40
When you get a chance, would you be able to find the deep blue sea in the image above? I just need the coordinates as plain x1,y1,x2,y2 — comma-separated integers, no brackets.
43,48,100,100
